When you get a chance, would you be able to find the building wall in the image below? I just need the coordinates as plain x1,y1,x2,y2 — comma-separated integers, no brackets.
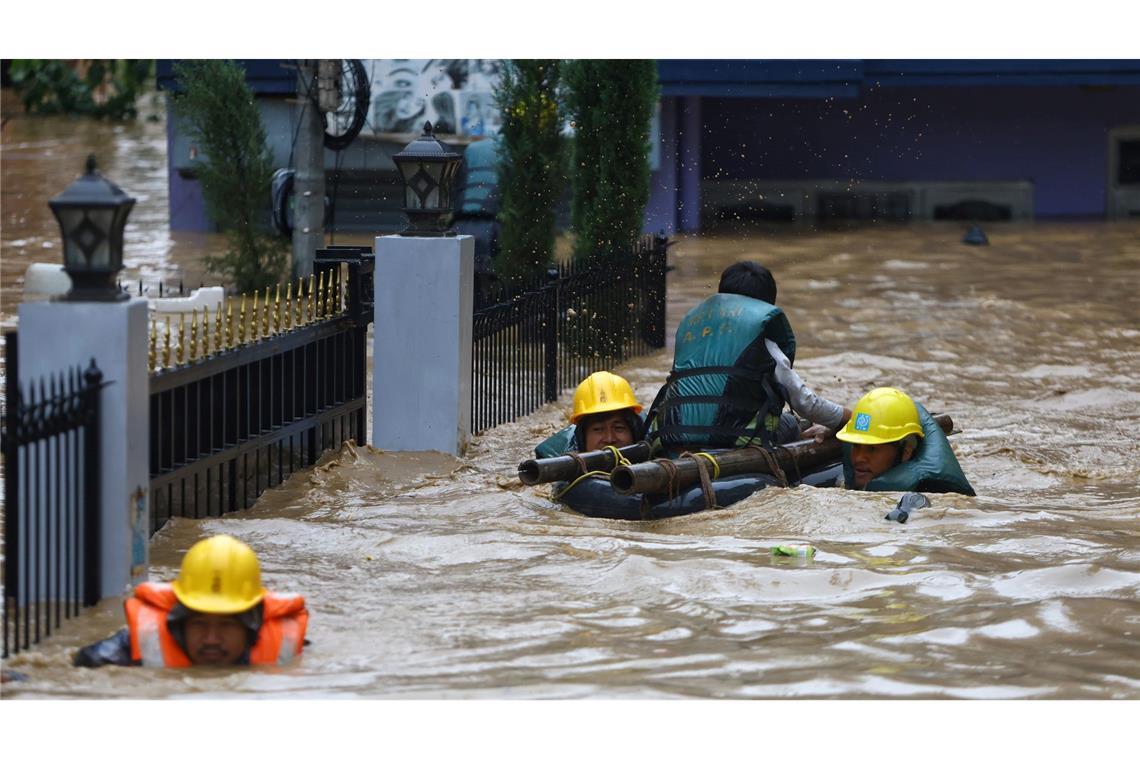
701,85,1140,217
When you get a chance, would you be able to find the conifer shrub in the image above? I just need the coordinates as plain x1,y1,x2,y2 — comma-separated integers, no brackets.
492,60,564,285
560,60,658,356
561,60,658,261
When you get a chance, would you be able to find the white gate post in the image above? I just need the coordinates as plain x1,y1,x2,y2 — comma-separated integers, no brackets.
372,234,474,456
17,297,150,598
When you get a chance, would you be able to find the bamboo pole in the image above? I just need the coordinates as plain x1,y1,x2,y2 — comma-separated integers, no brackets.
610,415,955,496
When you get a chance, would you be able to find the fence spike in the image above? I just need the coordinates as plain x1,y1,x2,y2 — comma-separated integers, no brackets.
316,270,326,320
284,281,294,331
199,307,208,358
214,301,224,355
296,277,305,326
252,291,262,342
325,268,335,316
148,318,157,373
305,274,314,323
225,300,234,350
274,284,282,334
177,312,186,365
189,308,199,362
238,294,247,345
263,286,272,336
163,316,172,368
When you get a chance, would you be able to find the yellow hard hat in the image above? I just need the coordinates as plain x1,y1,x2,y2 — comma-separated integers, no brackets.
171,535,266,615
570,371,642,424
836,387,925,445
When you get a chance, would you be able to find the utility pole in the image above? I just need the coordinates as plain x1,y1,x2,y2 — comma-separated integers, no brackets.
293,60,325,280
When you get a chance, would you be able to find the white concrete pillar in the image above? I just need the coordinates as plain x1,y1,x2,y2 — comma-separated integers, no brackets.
17,298,150,599
372,234,474,456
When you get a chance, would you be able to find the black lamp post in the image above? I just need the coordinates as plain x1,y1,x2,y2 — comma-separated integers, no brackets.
48,154,134,301
392,121,463,236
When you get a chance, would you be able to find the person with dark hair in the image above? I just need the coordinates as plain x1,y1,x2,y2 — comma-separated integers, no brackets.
74,535,308,668
717,261,777,304
644,261,851,453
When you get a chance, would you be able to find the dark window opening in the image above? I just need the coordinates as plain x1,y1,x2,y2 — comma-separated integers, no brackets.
715,201,797,222
933,199,1012,222
1118,140,1140,185
817,192,911,222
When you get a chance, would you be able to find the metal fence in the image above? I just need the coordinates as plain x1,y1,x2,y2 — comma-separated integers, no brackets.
471,234,668,433
2,332,104,658
147,246,374,535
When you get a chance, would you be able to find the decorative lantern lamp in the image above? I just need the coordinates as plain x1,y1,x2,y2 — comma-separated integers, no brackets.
392,121,463,235
48,154,134,301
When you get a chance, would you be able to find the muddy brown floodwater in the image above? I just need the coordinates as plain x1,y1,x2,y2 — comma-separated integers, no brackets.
2,94,1139,700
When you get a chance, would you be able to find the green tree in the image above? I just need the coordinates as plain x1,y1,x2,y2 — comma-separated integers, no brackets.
493,60,564,283
171,60,287,292
562,60,658,260
9,59,153,120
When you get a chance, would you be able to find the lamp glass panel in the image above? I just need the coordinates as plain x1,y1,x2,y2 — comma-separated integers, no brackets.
55,207,86,268
86,208,115,268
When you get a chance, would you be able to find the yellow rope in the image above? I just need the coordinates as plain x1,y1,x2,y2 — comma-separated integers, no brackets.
553,470,610,501
691,451,721,480
602,444,632,468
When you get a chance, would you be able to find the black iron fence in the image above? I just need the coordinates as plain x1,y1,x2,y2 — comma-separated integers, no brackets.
147,246,373,535
2,332,104,658
471,234,668,433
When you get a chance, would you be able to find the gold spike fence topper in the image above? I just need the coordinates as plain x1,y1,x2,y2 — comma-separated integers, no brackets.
163,315,172,369
225,300,234,350
176,313,186,365
285,281,294,330
271,283,280,334
188,309,199,362
214,302,224,355
296,277,305,326
308,274,316,323
148,319,157,373
251,291,260,342
199,307,208,358
238,295,247,344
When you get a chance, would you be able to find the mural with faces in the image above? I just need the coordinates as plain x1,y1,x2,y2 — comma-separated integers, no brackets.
368,59,503,137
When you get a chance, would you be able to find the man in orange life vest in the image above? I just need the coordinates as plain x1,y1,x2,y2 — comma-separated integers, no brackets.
74,534,308,668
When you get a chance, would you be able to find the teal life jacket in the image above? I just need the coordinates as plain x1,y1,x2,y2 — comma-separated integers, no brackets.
457,136,501,217
841,403,976,496
645,293,797,450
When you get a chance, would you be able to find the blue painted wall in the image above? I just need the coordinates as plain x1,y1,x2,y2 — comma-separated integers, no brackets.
700,85,1140,217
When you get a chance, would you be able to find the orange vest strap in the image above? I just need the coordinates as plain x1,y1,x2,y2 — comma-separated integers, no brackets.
249,595,309,665
125,594,191,668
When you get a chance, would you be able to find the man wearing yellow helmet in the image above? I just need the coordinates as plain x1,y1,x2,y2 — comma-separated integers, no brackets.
532,371,645,458
570,371,644,451
835,387,975,495
74,535,309,668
